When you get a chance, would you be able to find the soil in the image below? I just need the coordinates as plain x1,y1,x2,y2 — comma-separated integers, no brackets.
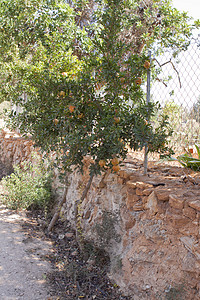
0,161,130,300
0,205,52,300
44,219,130,300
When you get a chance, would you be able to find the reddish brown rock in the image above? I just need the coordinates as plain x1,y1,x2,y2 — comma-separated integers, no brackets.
122,234,129,248
196,212,200,222
84,209,91,219
135,181,153,190
119,169,132,179
142,188,153,196
131,201,144,211
136,188,143,196
144,191,158,215
169,194,184,210
117,177,124,185
129,174,148,182
183,207,196,220
125,218,136,230
120,207,136,229
126,188,136,198
188,200,200,212
178,222,199,237
183,191,196,198
126,181,137,189
126,194,140,210
155,188,170,201
99,180,107,188
169,214,190,228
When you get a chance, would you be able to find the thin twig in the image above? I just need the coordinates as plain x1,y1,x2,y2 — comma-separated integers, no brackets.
155,77,168,87
170,60,182,88
153,57,182,88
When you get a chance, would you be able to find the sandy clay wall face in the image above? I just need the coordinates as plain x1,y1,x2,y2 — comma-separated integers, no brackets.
1,129,200,299
62,157,200,300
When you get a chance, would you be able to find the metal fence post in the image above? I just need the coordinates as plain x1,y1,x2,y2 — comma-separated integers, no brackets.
144,50,151,175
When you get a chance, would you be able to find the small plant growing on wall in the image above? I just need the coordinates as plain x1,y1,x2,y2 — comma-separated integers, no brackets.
95,211,121,249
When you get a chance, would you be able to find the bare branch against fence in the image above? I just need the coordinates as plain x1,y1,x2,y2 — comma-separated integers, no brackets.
150,35,200,158
153,58,182,88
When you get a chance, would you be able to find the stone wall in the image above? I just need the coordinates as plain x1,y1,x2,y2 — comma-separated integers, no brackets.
1,129,200,299
0,129,34,166
63,158,200,299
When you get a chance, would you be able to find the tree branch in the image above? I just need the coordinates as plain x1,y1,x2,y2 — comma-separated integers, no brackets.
153,58,182,88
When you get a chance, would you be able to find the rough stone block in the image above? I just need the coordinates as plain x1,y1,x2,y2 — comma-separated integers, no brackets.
169,215,190,228
155,189,170,201
136,188,143,196
144,191,158,215
142,188,153,196
117,177,124,185
119,169,132,179
122,235,129,248
125,218,136,230
99,180,107,188
178,222,199,237
135,181,153,190
84,209,91,219
188,200,200,212
126,187,136,196
126,194,140,210
169,194,184,210
130,174,151,184
131,201,144,211
183,207,196,220
180,236,200,260
126,181,137,189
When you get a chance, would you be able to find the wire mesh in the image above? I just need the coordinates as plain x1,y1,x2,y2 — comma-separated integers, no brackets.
149,33,200,160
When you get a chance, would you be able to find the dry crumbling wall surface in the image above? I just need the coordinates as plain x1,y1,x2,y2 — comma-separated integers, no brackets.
0,129,34,166
1,129,200,299
63,158,200,300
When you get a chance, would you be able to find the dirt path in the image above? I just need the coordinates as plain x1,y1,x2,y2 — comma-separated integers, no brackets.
0,204,52,300
0,161,129,299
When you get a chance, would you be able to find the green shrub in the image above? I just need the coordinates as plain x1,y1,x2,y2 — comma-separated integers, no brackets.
0,157,54,210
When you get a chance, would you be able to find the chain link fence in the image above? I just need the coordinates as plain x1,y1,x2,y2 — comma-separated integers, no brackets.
146,32,200,164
